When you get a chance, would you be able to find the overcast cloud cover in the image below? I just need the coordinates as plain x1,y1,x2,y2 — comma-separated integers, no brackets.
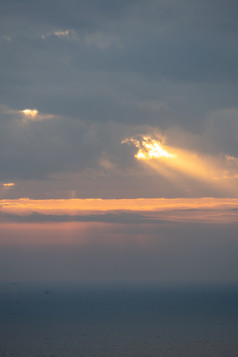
1,0,238,198
1,0,238,281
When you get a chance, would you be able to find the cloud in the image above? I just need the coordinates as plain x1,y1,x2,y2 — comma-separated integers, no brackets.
0,104,18,115
1,197,238,224
1,101,237,197
122,133,238,196
1,182,15,188
226,155,238,164
85,31,123,49
40,28,123,50
2,36,12,42
204,108,238,157
137,100,171,113
122,135,175,159
20,108,58,123
0,211,166,224
41,29,76,40
99,156,116,171
1,0,238,284
0,0,238,199
21,109,38,118
0,105,58,123
1,0,238,83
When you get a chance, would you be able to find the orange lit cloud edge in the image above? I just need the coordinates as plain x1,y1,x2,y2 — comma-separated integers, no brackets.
1,198,238,224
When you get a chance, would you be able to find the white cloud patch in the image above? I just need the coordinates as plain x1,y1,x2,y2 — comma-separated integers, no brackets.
41,29,76,40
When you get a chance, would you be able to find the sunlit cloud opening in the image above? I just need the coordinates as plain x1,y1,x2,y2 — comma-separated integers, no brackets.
1,182,15,188
122,135,238,195
20,108,57,123
21,109,39,118
1,182,15,192
122,136,176,160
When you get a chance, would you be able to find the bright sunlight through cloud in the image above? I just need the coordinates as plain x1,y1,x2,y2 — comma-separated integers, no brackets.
122,135,238,195
122,136,175,159
1,182,15,188
21,109,39,118
20,108,57,123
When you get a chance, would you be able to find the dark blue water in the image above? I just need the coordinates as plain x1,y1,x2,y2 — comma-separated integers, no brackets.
0,282,238,356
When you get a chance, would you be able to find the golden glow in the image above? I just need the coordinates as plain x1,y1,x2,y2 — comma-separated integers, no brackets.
1,197,238,216
122,136,175,159
20,109,57,123
0,197,238,248
1,182,15,188
21,109,39,118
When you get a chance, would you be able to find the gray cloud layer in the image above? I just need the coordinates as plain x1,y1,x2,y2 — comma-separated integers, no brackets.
0,211,167,224
1,0,238,197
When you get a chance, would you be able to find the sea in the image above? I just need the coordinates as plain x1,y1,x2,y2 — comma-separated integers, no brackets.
0,281,238,357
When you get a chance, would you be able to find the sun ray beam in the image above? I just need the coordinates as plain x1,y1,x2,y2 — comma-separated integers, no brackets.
122,135,238,195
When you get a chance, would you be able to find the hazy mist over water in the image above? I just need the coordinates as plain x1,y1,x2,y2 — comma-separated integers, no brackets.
0,281,238,357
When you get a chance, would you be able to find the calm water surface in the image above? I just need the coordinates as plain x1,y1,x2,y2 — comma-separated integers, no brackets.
0,282,238,356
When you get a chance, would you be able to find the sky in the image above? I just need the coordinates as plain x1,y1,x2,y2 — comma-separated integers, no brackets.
1,0,238,281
